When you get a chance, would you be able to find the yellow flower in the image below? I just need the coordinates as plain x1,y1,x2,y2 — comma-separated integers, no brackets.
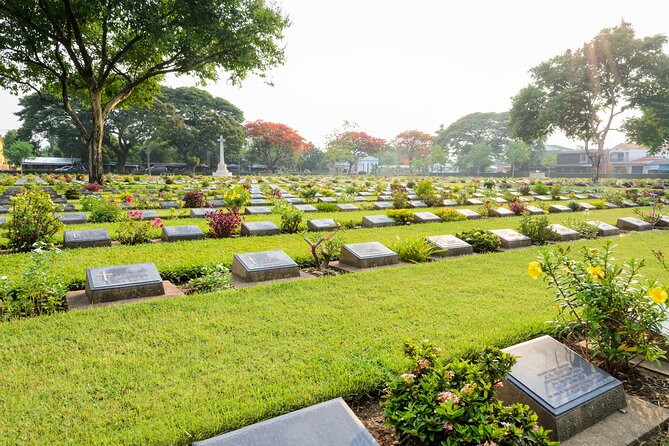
528,261,542,280
586,266,604,282
647,287,668,305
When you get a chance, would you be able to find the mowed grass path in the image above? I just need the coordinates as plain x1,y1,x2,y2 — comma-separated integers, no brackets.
0,232,667,445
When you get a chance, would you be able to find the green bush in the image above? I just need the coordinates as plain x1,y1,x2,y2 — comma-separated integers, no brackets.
64,185,82,200
280,206,304,233
186,264,232,294
382,340,555,446
589,199,607,210
117,211,162,245
531,182,549,195
516,213,555,245
315,202,338,212
390,236,442,263
530,242,667,372
563,216,599,239
567,200,580,211
5,188,62,252
550,183,562,200
89,197,123,223
433,207,466,222
455,228,500,253
386,209,414,225
334,218,356,229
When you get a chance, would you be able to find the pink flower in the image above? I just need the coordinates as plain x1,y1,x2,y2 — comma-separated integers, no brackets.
532,425,540,431
400,373,416,382
125,196,133,203
417,358,430,370
443,422,454,434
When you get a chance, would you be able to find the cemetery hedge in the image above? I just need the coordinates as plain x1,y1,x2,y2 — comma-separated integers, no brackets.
0,232,666,445
0,207,657,290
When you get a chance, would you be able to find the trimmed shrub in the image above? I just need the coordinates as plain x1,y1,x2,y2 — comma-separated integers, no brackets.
508,200,527,214
315,202,338,212
433,208,466,222
89,198,123,223
6,189,62,252
64,186,81,200
455,228,500,253
386,209,414,225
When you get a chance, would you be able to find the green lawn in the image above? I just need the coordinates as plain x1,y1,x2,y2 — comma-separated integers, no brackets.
0,232,667,445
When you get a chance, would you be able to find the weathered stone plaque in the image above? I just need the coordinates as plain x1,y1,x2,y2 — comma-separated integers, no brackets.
622,200,639,208
616,217,652,231
498,335,626,442
0,216,5,226
655,216,669,228
336,203,358,212
550,224,580,241
525,206,545,215
244,206,272,215
377,195,392,201
535,196,551,202
131,210,158,220
190,208,213,218
231,250,300,282
442,200,457,207
318,197,337,203
604,202,619,209
307,218,338,232
413,212,441,223
408,201,427,208
586,221,620,237
207,200,226,208
372,202,394,210
240,221,281,237
493,197,508,204
192,398,379,446
578,202,596,211
548,205,572,213
488,229,531,249
294,204,317,213
56,212,87,224
339,242,398,268
466,198,483,205
250,194,265,200
249,199,270,206
0,205,9,214
427,235,473,257
361,215,396,228
63,229,112,249
59,204,75,212
85,262,165,303
407,194,419,200
456,209,482,219
161,225,205,242
492,207,515,217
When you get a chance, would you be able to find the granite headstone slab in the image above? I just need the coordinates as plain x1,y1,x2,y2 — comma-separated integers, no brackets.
307,219,338,232
336,203,358,212
56,212,87,224
318,197,337,203
586,221,620,237
498,335,626,442
244,206,272,215
492,207,515,217
85,262,164,303
413,212,441,223
286,197,305,205
525,206,546,215
488,229,531,249
161,225,205,242
63,229,112,249
549,224,580,241
427,235,473,257
548,205,572,213
339,242,398,268
192,398,379,446
372,202,394,210
294,204,317,213
231,250,300,282
362,215,396,228
0,216,6,226
616,217,652,231
408,201,427,208
190,208,213,218
240,221,281,237
456,209,481,220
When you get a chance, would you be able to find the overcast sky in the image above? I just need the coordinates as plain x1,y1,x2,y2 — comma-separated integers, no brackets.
1,0,667,148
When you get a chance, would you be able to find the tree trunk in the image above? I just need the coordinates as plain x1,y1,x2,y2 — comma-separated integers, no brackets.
511,164,515,177
590,141,604,183
348,161,355,174
88,91,106,185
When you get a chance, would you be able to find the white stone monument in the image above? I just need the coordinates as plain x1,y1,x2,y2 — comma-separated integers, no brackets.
213,135,232,177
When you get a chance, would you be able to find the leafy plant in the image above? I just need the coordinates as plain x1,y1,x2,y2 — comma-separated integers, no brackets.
206,207,242,238
529,242,667,373
588,199,607,210
455,228,500,253
550,183,562,200
64,185,81,199
433,207,466,222
85,182,101,192
299,186,318,202
508,199,528,214
516,213,555,245
532,182,549,195
183,190,206,208
117,211,162,245
477,199,496,218
382,339,556,446
315,202,338,212
563,215,599,239
634,202,664,224
567,200,580,211
280,205,304,233
390,236,442,263
5,188,62,252
386,209,414,225
89,197,123,223
391,183,409,209
186,264,232,294
222,185,249,208
302,230,345,270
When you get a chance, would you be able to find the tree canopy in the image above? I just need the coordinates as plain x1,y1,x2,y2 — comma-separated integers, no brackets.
325,123,385,174
391,130,434,171
244,120,309,172
510,22,669,181
0,0,288,183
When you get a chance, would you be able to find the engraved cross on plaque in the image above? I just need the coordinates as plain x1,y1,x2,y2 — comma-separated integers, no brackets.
98,271,113,282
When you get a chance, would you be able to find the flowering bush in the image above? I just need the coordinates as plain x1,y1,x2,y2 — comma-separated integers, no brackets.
89,197,123,223
508,200,528,215
455,228,500,253
85,182,101,192
117,211,162,245
477,199,496,218
516,213,555,245
182,190,206,208
634,202,664,224
206,207,242,238
383,340,555,446
529,242,667,372
6,189,62,252
386,209,415,225
391,182,409,209
223,185,250,208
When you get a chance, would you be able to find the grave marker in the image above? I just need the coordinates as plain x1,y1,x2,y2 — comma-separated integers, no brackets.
231,250,300,282
240,221,281,237
550,224,580,241
361,215,396,228
548,204,572,213
56,213,87,224
85,263,165,303
244,206,272,215
307,219,338,232
161,225,205,242
63,229,112,249
586,221,620,237
616,217,652,231
413,212,441,223
427,235,473,257
339,242,398,268
488,229,530,249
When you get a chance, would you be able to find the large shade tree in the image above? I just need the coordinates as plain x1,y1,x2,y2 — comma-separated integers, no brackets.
244,120,309,172
510,22,669,182
325,123,385,174
391,130,434,172
0,0,288,184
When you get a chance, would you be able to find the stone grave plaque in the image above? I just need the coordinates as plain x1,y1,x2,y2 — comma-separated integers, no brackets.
56,212,87,224
588,193,602,199
413,212,441,223
406,194,419,200
616,217,652,231
192,398,379,446
244,206,272,215
525,206,545,215
131,210,158,220
604,202,619,209
0,216,5,226
250,194,265,200
294,204,317,213
492,207,515,217
85,262,164,303
493,197,508,204
655,216,669,228
161,225,205,242
622,200,639,208
488,229,530,249
231,250,300,282
548,205,572,213
59,204,75,212
318,197,337,203
307,218,338,232
456,209,481,220
51,197,67,204
409,200,427,208
207,200,226,208
358,192,372,196
573,194,587,200
336,203,358,212
498,335,626,442
442,200,457,207
558,195,570,201
285,197,304,205
63,229,112,249
473,193,485,198
578,202,596,211
373,202,394,210
427,235,473,257
586,221,620,237
339,242,398,268
361,215,396,228
0,206,9,214
354,197,366,202
240,221,281,237
466,198,483,205
249,199,270,206
378,195,392,201
190,208,213,218
550,224,580,241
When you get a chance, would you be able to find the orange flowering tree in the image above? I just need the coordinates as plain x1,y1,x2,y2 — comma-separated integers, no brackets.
245,120,310,171
392,130,434,172
326,125,386,173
